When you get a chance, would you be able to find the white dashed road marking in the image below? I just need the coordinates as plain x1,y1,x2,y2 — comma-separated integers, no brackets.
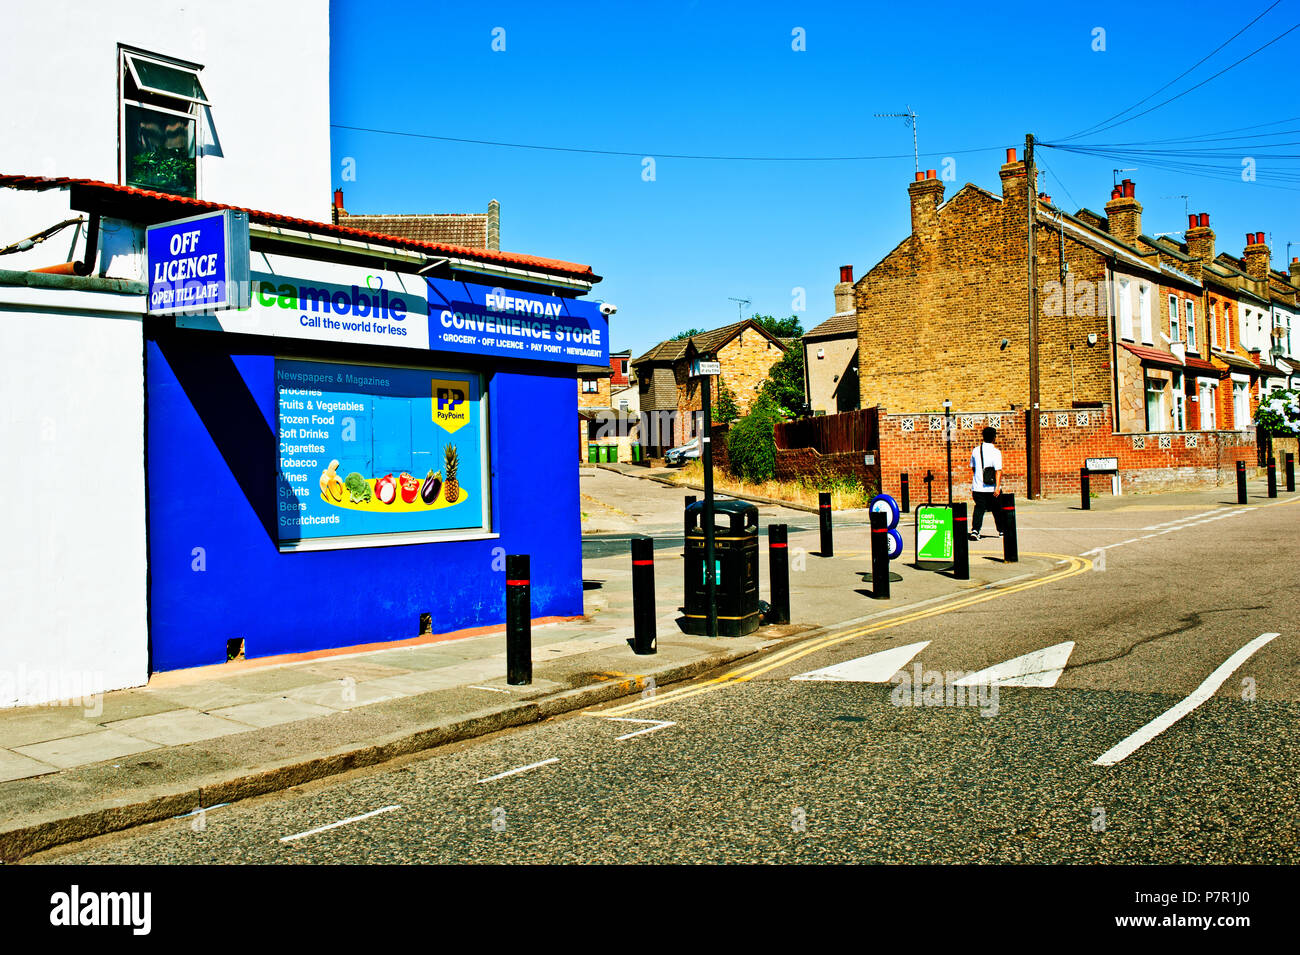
280,805,402,843
476,758,560,784
1093,632,1281,767
601,717,677,740
790,641,932,683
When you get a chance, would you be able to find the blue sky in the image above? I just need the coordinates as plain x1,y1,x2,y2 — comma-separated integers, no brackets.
330,0,1300,356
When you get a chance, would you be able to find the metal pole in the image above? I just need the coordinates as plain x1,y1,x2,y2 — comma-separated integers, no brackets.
505,554,531,685
901,472,910,513
952,501,969,580
1267,457,1277,498
1080,467,1090,510
768,524,790,625
1026,132,1042,500
944,401,953,504
1000,494,1019,563
818,491,833,557
870,509,890,599
1287,452,1295,493
702,375,717,638
1236,460,1247,504
630,536,656,654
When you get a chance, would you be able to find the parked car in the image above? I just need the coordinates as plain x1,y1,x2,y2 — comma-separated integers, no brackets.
664,437,701,466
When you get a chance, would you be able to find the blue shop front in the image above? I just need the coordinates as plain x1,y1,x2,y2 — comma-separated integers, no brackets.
133,198,605,672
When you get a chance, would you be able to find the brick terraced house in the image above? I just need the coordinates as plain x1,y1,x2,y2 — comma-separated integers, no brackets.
849,148,1295,498
632,319,787,458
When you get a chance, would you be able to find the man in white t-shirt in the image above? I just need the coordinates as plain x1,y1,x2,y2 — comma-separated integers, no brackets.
969,426,1003,540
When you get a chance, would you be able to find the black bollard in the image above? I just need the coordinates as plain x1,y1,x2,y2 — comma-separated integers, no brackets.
768,524,790,625
506,554,532,685
870,509,890,599
1287,453,1296,493
1236,460,1247,504
818,492,833,557
1000,494,1019,563
901,473,911,513
952,501,970,580
1080,467,1090,510
925,469,933,506
630,536,657,654
1267,457,1277,498
684,494,696,538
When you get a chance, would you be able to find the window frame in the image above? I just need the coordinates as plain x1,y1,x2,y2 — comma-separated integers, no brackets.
1185,299,1197,352
1139,284,1153,344
118,46,207,198
1168,295,1180,344
581,377,600,394
1117,278,1134,341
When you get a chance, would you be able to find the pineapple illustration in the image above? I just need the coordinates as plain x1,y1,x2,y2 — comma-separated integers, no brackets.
443,444,459,503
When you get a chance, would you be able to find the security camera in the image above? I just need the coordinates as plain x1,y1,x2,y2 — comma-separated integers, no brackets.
599,302,618,316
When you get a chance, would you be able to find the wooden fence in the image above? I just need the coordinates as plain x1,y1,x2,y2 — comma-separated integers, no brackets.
775,408,878,454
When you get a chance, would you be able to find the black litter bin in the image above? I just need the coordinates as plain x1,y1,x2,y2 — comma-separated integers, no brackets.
683,499,760,636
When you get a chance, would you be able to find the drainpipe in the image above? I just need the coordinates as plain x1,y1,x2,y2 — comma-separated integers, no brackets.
30,214,100,276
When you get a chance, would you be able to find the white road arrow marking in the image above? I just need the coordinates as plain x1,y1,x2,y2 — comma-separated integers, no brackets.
1094,632,1281,767
954,641,1075,688
601,717,677,740
790,641,931,683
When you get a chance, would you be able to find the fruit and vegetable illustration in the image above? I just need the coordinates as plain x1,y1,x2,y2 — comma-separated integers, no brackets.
318,458,467,513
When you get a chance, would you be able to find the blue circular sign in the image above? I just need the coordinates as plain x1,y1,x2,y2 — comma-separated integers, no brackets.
886,528,904,560
869,494,901,530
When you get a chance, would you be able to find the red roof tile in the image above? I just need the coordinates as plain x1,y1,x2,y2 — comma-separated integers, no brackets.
0,175,595,280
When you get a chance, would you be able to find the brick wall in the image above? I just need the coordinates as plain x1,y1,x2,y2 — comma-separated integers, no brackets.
577,374,610,408
877,405,1258,500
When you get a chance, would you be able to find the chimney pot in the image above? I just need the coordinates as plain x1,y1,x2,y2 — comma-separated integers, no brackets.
926,169,937,179
1199,213,1209,227
914,171,925,182
333,188,343,208
839,265,854,283
1005,148,1016,163
1247,233,1255,246
1188,214,1198,229
1293,257,1298,264
1122,180,1135,198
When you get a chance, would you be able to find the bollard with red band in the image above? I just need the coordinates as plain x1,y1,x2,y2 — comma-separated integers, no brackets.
630,536,657,654
1080,467,1090,511
1236,460,1247,504
870,509,890,599
768,524,790,624
684,494,697,538
1000,494,1018,563
1287,453,1296,493
506,554,532,685
818,492,833,557
1267,457,1277,499
901,473,911,513
952,501,969,580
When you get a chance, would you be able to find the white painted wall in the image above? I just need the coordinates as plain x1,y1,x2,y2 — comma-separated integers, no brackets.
0,0,331,272
0,286,148,706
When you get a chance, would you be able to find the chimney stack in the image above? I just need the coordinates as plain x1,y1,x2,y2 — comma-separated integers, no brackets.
1104,178,1142,245
908,167,945,240
1185,212,1215,263
1243,231,1270,282
487,198,500,250
1289,256,1300,286
999,147,1032,203
834,265,855,313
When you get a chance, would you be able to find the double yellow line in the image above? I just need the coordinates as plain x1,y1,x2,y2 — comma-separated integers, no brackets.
603,552,1091,716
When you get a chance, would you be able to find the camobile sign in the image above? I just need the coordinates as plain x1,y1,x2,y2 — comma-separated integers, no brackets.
146,210,250,314
176,254,429,348
426,278,609,364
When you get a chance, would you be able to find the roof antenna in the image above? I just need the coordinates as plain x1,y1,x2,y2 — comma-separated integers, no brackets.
874,107,919,174
1112,167,1137,186
728,297,751,321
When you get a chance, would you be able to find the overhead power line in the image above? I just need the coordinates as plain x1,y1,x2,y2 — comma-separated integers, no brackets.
1056,1,1289,143
331,123,1006,164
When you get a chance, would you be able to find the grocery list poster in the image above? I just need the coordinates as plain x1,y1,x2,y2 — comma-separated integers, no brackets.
275,359,486,547
426,277,609,365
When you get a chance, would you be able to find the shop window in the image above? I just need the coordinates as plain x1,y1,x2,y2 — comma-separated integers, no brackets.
1186,300,1197,352
120,48,207,198
1168,296,1180,343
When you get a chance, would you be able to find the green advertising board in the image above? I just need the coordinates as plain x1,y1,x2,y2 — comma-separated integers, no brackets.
916,505,954,569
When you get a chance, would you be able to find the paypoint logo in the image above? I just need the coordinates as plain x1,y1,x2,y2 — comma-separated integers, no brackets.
432,379,470,434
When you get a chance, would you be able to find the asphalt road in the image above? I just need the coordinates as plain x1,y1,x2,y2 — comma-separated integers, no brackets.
30,490,1299,864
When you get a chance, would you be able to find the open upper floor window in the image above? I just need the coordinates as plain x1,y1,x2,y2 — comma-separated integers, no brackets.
119,47,208,198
